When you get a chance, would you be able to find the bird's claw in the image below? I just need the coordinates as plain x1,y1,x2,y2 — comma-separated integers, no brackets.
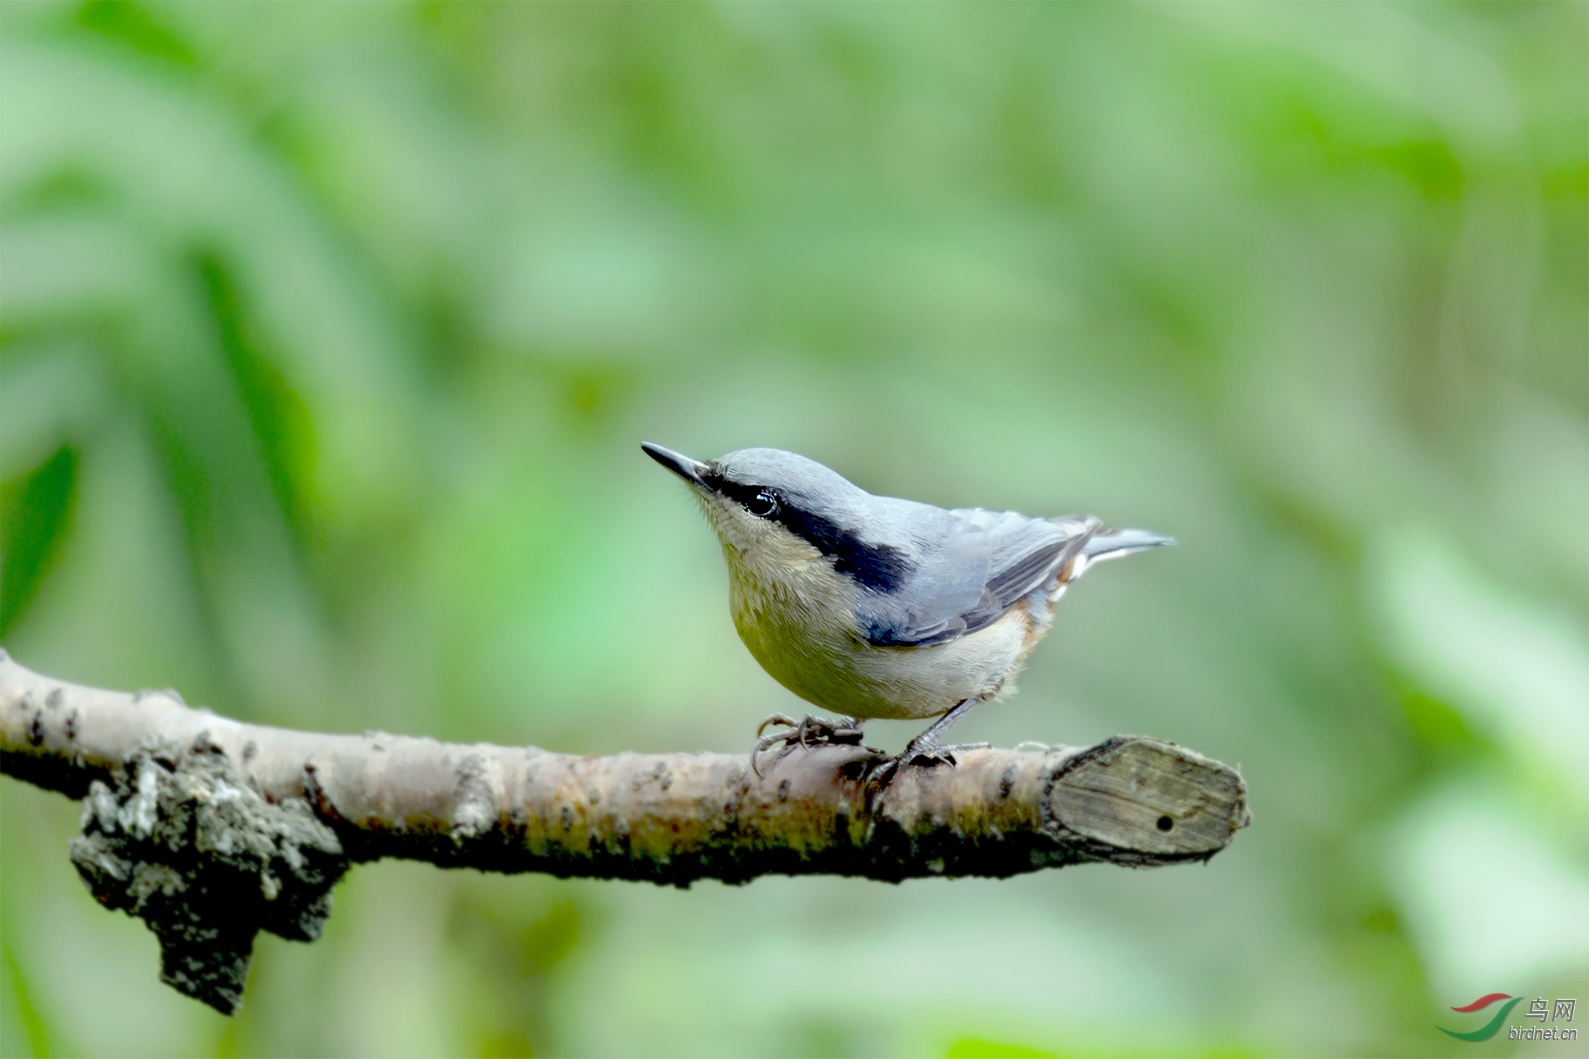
756,713,800,741
750,712,877,776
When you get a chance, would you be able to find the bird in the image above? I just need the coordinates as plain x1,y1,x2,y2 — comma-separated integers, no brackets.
641,442,1173,777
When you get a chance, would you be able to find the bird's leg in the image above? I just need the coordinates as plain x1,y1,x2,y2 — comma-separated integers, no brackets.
902,695,990,763
751,712,878,776
867,697,990,785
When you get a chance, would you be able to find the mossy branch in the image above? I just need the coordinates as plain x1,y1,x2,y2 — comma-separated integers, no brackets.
0,650,1250,1013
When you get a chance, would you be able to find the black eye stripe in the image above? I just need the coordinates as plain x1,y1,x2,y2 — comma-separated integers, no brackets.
701,470,770,514
700,467,913,592
775,506,913,592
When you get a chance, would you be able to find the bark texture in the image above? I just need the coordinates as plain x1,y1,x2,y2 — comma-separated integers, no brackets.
0,650,1251,1013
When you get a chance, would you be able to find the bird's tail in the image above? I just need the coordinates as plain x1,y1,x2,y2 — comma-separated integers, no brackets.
1081,527,1176,564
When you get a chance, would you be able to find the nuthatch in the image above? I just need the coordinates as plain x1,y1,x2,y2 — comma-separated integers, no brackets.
642,443,1172,775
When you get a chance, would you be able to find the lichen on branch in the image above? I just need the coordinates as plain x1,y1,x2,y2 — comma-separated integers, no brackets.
71,735,347,1013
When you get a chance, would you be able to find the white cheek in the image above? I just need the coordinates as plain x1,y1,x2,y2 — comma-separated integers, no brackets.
702,501,846,611
700,500,763,556
732,524,821,584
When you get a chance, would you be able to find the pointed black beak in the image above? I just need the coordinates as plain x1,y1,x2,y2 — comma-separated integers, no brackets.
641,442,710,488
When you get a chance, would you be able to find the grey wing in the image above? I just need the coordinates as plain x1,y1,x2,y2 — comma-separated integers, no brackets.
857,509,1099,648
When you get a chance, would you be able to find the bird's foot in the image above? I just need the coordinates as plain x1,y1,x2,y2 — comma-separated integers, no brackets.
902,738,991,768
864,741,991,787
751,713,879,776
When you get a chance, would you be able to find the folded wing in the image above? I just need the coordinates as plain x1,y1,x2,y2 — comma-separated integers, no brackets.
857,509,1100,648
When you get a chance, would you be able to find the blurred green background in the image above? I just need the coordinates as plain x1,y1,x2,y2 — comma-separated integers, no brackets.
1,3,1585,1056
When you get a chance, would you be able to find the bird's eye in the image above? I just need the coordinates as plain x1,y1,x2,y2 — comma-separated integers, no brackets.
746,490,778,518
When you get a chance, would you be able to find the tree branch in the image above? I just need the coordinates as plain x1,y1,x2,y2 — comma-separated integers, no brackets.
0,649,1250,1013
